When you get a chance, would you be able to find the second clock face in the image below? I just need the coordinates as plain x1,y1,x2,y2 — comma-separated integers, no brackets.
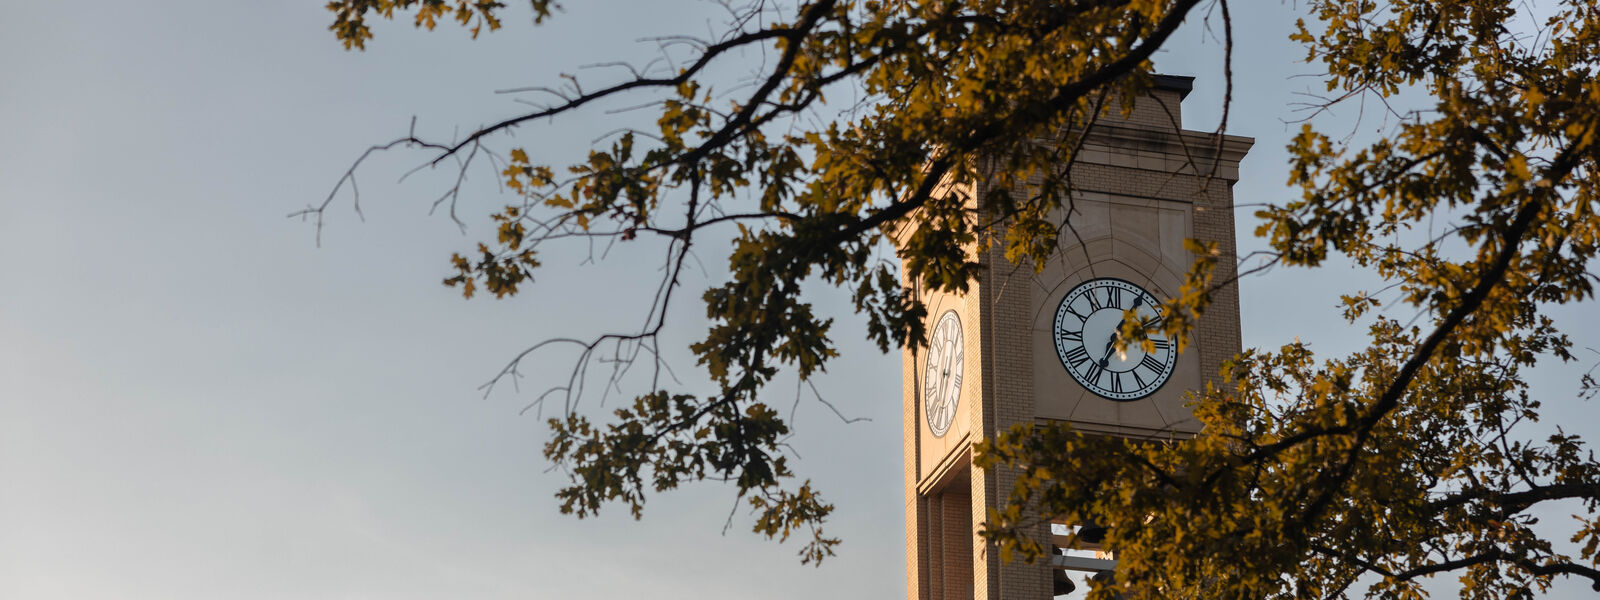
923,310,963,437
1052,278,1176,401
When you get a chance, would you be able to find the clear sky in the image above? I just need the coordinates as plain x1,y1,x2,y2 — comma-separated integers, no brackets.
1,2,1595,599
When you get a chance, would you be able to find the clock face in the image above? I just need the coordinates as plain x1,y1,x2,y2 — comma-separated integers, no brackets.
1052,278,1176,401
923,310,964,437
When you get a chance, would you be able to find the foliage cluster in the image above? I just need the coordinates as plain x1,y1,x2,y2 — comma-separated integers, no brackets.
314,0,1600,596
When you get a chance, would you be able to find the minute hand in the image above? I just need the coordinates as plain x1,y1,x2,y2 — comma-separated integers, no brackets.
1102,295,1147,367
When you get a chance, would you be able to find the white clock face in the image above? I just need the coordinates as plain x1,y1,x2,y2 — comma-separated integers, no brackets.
1052,278,1176,401
923,310,964,437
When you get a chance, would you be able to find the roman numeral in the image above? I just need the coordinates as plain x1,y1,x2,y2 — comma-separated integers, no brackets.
1067,304,1089,321
1063,346,1090,369
1131,369,1147,389
1142,315,1165,330
1087,290,1102,310
1106,287,1122,309
1139,354,1165,373
1151,338,1171,352
1110,373,1124,394
1083,361,1104,385
1058,328,1083,343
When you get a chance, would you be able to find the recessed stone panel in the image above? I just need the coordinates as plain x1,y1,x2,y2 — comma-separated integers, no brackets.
1109,201,1161,251
1062,197,1112,246
1158,205,1193,276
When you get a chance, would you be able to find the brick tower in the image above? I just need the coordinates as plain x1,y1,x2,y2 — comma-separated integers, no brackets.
900,76,1253,599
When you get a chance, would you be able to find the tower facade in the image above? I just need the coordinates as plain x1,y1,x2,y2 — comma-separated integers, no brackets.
901,76,1253,599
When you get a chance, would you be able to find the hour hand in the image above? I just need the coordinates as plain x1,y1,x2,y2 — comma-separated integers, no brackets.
1098,333,1117,367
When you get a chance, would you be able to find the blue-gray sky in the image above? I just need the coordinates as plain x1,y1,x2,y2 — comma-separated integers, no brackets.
2,2,1594,599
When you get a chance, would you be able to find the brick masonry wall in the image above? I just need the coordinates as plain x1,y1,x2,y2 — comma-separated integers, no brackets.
976,204,1053,600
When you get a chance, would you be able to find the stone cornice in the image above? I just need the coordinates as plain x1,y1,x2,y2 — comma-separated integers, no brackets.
1074,124,1255,182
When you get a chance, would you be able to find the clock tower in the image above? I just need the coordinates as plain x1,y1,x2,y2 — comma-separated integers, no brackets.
900,76,1253,599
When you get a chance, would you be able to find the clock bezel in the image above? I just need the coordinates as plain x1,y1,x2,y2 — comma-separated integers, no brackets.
923,309,963,437
1051,277,1177,402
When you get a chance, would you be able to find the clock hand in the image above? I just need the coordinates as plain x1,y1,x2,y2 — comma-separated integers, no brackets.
1104,296,1147,366
1098,332,1117,368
